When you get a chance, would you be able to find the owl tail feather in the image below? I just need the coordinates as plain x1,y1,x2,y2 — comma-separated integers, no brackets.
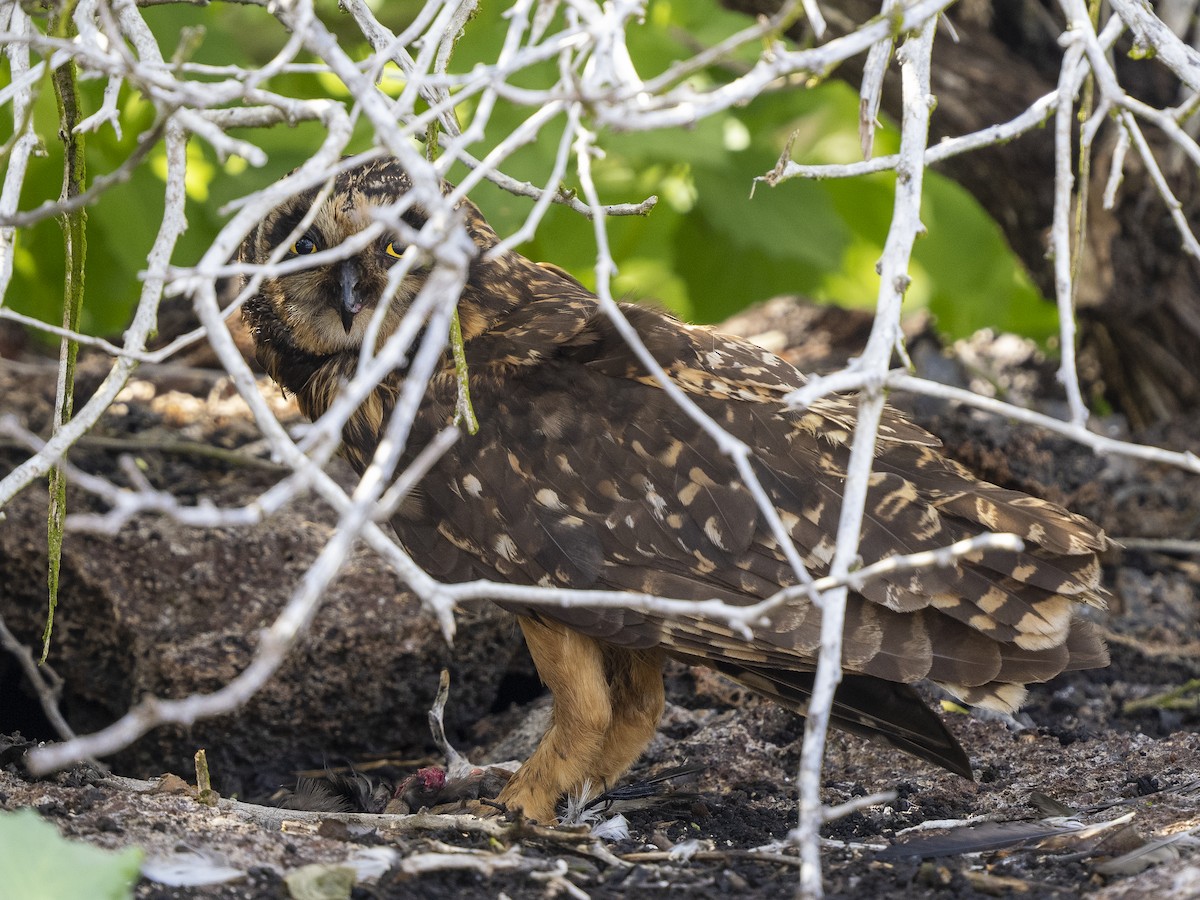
686,657,974,780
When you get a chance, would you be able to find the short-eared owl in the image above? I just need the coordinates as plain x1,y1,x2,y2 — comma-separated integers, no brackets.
242,158,1109,823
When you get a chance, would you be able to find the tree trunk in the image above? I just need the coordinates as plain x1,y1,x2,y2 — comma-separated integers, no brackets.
723,0,1200,430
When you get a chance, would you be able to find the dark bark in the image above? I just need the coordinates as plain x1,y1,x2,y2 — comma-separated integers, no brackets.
723,0,1200,429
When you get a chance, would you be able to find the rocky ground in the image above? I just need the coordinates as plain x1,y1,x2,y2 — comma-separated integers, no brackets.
1,298,1198,898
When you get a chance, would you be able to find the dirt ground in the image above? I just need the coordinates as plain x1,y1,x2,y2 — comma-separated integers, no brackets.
1,299,1198,898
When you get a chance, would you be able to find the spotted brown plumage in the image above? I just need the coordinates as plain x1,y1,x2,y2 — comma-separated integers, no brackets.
241,158,1110,823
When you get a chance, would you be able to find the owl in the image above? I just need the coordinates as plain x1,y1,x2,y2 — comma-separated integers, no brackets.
241,158,1109,823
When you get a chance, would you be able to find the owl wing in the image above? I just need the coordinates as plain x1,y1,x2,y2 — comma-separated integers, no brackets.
401,302,1108,732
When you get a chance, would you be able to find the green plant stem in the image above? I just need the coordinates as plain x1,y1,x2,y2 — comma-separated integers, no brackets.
424,14,477,436
194,749,218,806
44,1,87,664
1070,0,1101,293
449,307,478,435
1124,679,1200,713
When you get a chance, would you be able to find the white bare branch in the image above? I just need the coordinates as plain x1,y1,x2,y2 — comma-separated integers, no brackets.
795,17,937,897
2,2,1200,896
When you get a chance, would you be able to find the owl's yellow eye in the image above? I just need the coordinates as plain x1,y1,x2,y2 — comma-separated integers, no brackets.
291,236,317,255
384,241,404,259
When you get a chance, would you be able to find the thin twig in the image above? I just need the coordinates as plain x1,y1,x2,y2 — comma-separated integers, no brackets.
0,614,80,745
429,669,474,779
795,19,937,898
4,7,1200,898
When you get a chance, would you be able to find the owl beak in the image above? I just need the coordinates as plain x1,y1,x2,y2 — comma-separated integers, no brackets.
338,262,366,333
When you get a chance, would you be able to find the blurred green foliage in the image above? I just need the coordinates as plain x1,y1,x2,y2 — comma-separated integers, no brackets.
0,808,141,900
3,0,1058,345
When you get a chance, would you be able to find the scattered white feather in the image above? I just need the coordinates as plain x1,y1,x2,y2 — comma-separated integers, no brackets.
559,779,596,827
668,839,708,862
589,813,630,842
558,780,629,841
345,847,398,881
141,851,244,887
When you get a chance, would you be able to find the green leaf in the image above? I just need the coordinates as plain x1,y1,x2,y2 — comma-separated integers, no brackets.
916,176,1057,342
3,0,1056,355
0,809,143,900
284,863,356,900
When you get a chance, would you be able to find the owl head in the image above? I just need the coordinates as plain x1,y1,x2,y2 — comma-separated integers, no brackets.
242,157,500,359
